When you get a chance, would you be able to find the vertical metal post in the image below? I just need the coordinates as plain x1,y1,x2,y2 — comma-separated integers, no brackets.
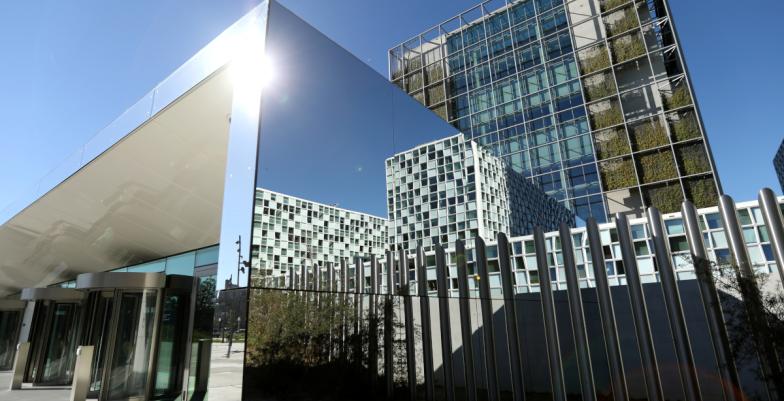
719,195,784,399
313,264,320,293
682,201,742,401
388,250,397,295
341,259,348,293
615,213,663,401
10,342,29,390
475,236,500,401
370,255,380,394
355,257,364,368
399,247,417,401
496,233,526,401
533,227,566,401
384,251,395,399
288,266,294,289
301,264,307,291
455,240,478,401
417,246,436,401
435,243,456,401
586,217,628,401
69,345,94,401
647,207,703,401
559,223,596,401
759,188,784,282
327,262,334,293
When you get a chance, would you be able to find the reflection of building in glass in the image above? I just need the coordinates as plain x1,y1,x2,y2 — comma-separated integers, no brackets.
386,133,572,250
775,139,784,193
389,0,721,221
251,189,388,278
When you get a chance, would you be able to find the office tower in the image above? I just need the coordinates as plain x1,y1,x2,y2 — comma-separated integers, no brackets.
775,139,784,193
386,133,573,250
389,0,721,222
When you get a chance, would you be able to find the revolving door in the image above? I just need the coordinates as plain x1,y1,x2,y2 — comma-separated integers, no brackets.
77,272,196,401
0,299,25,371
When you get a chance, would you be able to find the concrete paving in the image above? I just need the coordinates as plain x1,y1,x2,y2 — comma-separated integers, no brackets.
0,372,72,401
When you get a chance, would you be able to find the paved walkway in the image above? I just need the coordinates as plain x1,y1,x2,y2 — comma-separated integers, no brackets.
0,372,72,401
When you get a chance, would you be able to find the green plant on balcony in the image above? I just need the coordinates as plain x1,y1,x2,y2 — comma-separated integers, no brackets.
432,104,447,120
611,33,646,63
579,46,611,75
676,143,711,175
590,102,623,129
594,127,630,159
601,0,631,12
584,75,617,101
606,8,638,37
669,111,700,142
638,151,677,184
685,177,718,208
426,85,446,106
645,184,683,214
405,57,422,73
631,119,668,151
663,85,692,110
600,158,637,190
406,72,423,93
391,69,404,81
426,64,444,84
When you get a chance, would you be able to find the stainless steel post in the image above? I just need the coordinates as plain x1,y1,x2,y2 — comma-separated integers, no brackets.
384,251,395,399
533,227,566,401
327,262,334,293
559,223,596,401
370,255,380,394
435,243,456,401
682,201,741,401
455,240,478,401
69,345,94,401
475,236,500,401
417,246,435,401
399,247,417,401
647,207,702,401
586,217,628,401
496,233,525,401
615,213,663,401
301,264,307,291
719,195,784,399
759,188,784,282
10,342,29,390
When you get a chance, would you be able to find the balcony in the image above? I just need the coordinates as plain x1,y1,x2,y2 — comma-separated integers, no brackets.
611,32,646,64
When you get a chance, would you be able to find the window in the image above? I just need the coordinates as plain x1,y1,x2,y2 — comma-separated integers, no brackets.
539,7,568,36
516,43,543,71
510,0,536,25
512,21,539,47
544,32,573,60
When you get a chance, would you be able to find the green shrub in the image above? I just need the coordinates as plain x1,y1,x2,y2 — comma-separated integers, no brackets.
645,184,684,214
590,103,623,129
669,111,700,141
432,104,447,120
631,119,668,151
426,85,445,106
684,177,718,208
606,8,638,37
601,0,631,12
425,64,444,84
579,46,611,74
676,143,711,175
611,33,646,63
584,75,617,101
405,57,422,72
637,151,677,184
594,128,630,159
600,158,637,190
664,85,692,110
406,72,423,93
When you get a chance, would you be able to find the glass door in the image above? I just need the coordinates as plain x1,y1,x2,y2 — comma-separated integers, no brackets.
38,302,81,385
83,291,115,397
0,309,22,370
151,290,191,399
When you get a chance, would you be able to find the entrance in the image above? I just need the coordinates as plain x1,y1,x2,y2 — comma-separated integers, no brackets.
0,300,25,371
20,287,84,386
77,272,196,401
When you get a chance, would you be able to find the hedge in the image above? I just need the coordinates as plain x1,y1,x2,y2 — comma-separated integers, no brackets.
664,85,692,110
631,118,668,151
590,102,623,129
426,85,446,106
606,8,638,37
684,177,718,208
669,110,700,142
611,33,646,63
637,151,677,184
676,143,711,175
425,64,445,84
584,74,617,101
594,127,630,159
600,158,637,190
601,0,631,13
579,46,611,75
645,184,684,214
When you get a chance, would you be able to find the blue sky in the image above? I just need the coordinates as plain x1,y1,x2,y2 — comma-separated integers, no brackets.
0,0,782,213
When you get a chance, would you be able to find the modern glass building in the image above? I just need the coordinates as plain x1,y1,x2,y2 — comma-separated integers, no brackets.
775,138,784,193
0,2,782,401
388,0,722,223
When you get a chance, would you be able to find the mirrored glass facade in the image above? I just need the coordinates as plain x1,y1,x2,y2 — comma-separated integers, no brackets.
389,0,721,223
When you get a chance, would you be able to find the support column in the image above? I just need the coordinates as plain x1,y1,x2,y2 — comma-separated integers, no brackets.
586,218,628,401
417,246,436,401
475,236,500,401
647,207,702,401
615,213,663,401
497,233,526,401
370,255,380,395
435,243,456,401
533,227,566,401
399,247,417,401
719,195,784,399
759,188,784,282
384,251,395,400
681,201,741,401
455,240,478,401
559,223,596,401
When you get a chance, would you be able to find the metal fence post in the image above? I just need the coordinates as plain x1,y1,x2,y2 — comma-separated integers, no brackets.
417,245,435,401
758,188,784,282
475,236,500,401
615,213,663,401
559,223,596,401
9,341,29,390
435,243,456,401
69,345,94,401
399,247,417,401
533,227,566,401
682,201,742,401
586,218,628,401
384,251,395,399
455,239,478,401
647,207,702,401
497,233,525,401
